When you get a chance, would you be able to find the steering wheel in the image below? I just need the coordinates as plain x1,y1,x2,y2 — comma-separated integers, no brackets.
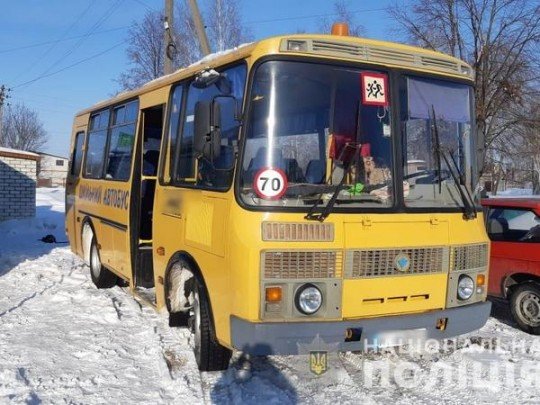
519,225,540,242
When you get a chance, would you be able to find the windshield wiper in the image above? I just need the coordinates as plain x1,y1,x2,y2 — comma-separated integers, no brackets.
305,143,360,222
430,107,477,220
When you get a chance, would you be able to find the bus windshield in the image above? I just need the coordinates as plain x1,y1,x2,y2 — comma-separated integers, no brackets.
401,76,475,208
239,60,394,209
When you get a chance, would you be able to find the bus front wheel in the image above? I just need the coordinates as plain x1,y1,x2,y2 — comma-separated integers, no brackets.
89,238,118,289
191,278,232,371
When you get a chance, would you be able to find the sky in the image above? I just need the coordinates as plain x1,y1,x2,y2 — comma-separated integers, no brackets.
0,0,397,158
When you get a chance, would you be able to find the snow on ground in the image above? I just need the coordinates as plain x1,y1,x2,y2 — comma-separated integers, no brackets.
495,188,536,197
0,188,539,404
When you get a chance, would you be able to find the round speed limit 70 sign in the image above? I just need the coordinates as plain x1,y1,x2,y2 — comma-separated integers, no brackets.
254,167,288,200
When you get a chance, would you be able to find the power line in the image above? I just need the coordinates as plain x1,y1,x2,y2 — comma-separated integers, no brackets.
36,0,124,81
205,7,388,28
130,0,157,12
0,85,12,146
0,26,131,54
6,5,390,92
0,6,388,56
11,0,124,90
10,97,77,114
10,2,94,84
12,40,128,90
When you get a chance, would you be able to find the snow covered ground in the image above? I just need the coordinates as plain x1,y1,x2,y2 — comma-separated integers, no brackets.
0,188,539,404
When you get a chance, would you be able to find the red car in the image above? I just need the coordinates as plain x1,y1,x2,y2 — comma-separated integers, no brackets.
482,198,540,335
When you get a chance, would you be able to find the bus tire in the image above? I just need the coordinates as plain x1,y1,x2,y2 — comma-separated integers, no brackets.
193,278,232,371
510,283,540,335
89,237,118,289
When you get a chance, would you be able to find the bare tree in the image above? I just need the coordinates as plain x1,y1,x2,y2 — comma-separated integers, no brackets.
388,0,540,174
117,0,251,91
207,0,251,52
509,96,540,193
117,11,165,91
174,1,205,64
319,0,365,36
0,103,47,152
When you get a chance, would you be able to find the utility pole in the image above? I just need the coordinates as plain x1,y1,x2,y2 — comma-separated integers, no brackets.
164,0,175,75
0,85,11,147
188,0,211,56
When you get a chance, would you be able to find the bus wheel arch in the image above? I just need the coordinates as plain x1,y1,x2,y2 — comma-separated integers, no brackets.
81,218,95,265
81,217,117,289
164,251,231,371
165,252,204,314
504,273,540,298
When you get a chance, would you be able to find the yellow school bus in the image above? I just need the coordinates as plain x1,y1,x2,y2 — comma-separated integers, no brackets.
66,24,491,371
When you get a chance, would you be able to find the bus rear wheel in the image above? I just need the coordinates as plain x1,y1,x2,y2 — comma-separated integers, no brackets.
510,283,540,335
191,278,232,371
89,238,118,289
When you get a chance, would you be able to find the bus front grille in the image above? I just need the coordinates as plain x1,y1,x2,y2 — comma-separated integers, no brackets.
345,247,448,278
262,250,342,279
261,222,334,242
451,243,489,271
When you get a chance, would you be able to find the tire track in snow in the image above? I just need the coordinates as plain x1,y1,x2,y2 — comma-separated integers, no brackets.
0,251,78,318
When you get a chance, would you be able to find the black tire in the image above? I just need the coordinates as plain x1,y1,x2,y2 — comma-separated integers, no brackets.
89,237,118,289
510,283,540,335
192,278,232,371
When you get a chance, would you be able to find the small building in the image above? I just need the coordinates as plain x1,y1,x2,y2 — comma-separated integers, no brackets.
0,147,39,221
36,152,69,187
407,159,427,174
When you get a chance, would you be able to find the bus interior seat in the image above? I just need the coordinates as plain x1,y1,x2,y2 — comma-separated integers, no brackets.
283,158,304,183
487,218,508,240
105,153,131,180
244,147,285,183
305,159,326,183
198,146,234,188
143,150,160,176
140,180,155,240
116,154,132,180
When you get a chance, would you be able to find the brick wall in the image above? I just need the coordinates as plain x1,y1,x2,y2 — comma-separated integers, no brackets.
0,153,38,221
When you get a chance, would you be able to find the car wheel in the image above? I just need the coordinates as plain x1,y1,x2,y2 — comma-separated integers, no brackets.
510,283,540,335
89,237,118,289
191,278,232,371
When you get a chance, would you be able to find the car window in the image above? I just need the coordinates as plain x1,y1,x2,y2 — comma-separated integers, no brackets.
487,208,540,242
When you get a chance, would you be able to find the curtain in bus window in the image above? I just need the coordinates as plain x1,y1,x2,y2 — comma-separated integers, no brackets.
407,78,470,122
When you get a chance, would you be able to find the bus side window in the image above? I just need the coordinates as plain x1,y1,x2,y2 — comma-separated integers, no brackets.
70,131,85,177
162,85,184,184
174,63,246,189
104,100,138,181
84,110,110,179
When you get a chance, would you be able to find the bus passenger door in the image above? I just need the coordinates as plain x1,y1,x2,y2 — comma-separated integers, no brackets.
66,130,85,255
131,105,163,292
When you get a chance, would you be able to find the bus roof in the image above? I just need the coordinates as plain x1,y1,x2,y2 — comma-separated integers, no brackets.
76,33,473,117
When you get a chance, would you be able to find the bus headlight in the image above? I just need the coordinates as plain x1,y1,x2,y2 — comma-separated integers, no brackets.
457,275,475,300
295,284,323,315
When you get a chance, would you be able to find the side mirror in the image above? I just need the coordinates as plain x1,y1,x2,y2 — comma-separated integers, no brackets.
194,95,241,162
194,101,221,161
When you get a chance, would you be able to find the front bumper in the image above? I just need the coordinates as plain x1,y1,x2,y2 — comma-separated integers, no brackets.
231,301,491,355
